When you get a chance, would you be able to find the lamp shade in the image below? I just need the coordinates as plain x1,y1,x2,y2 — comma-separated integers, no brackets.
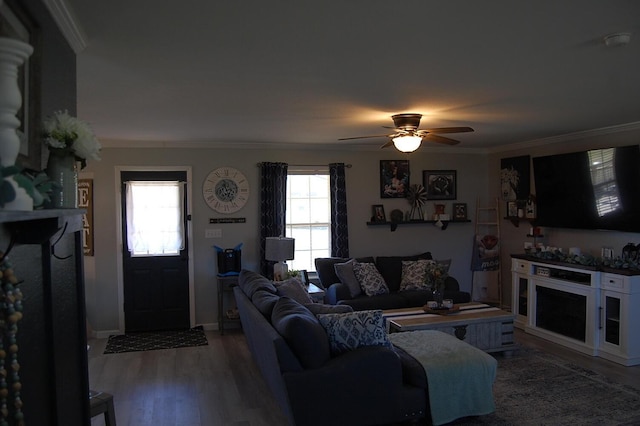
392,135,422,153
265,237,295,261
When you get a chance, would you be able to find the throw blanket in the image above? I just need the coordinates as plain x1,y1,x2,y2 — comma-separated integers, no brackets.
389,330,497,426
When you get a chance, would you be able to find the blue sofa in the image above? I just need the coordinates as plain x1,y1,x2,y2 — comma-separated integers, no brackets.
234,269,429,426
315,253,471,310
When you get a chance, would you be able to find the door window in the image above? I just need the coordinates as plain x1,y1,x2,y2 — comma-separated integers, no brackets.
125,180,184,256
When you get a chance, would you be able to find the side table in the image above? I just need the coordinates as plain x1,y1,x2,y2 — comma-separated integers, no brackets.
217,274,240,335
308,283,325,303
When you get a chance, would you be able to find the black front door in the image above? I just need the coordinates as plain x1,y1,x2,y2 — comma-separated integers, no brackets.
121,170,190,332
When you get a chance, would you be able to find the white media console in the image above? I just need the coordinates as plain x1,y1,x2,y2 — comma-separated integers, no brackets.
511,255,640,366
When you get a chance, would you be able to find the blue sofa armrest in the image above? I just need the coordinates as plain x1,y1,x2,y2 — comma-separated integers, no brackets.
283,346,426,425
325,282,352,305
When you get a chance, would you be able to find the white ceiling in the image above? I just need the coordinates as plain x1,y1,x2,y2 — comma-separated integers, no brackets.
62,0,640,151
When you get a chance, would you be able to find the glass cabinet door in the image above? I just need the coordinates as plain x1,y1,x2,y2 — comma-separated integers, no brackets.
603,294,621,346
517,276,528,317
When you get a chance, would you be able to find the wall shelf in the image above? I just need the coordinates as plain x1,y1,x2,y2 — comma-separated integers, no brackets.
504,216,537,227
366,219,471,232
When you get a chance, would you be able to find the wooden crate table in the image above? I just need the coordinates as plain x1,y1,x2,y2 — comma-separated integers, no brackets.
383,302,516,355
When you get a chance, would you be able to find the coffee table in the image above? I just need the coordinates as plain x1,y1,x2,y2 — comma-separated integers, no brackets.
383,302,516,355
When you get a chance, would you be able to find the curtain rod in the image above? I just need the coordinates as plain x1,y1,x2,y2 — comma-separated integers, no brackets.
257,163,352,168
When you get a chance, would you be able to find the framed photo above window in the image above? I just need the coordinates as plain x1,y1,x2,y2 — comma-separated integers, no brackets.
423,170,456,200
380,160,409,198
371,204,386,222
453,203,468,221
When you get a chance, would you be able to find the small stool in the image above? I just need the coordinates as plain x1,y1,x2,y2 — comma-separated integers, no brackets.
89,390,116,426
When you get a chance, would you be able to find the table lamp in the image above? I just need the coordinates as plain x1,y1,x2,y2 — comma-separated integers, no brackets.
265,236,295,281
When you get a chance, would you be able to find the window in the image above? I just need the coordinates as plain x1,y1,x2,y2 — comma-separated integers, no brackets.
125,181,184,256
286,167,331,272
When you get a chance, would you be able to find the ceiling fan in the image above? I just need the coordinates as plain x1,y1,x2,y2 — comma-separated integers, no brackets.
339,113,474,152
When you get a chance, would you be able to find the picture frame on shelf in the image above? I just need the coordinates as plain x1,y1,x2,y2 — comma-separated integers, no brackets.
453,203,468,221
507,201,518,217
423,170,456,200
372,204,386,222
380,160,409,198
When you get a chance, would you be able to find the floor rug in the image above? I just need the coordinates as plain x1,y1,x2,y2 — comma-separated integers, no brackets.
447,347,640,425
103,326,208,354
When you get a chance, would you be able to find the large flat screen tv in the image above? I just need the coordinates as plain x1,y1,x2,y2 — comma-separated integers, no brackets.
532,144,640,233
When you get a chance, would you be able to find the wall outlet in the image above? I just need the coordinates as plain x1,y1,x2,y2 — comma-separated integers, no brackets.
205,228,222,239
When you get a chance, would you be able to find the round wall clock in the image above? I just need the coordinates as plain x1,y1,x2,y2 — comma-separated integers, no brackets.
202,167,250,213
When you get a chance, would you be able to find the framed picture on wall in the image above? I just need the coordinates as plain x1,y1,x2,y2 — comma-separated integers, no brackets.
380,160,409,198
423,170,457,200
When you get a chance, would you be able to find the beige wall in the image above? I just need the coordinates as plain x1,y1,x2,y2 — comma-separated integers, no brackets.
82,145,489,334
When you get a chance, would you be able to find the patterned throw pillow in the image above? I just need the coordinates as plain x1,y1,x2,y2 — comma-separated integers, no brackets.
399,259,432,291
352,262,389,296
317,310,392,355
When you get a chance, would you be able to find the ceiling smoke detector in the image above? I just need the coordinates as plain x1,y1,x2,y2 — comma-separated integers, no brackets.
604,32,631,47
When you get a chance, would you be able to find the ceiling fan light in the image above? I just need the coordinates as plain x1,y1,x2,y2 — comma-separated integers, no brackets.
392,135,422,152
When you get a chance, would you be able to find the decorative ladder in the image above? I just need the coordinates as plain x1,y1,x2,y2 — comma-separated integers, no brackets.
471,197,504,308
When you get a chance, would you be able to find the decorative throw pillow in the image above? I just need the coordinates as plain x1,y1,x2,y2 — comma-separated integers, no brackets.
334,259,362,298
274,277,313,304
352,262,389,296
317,310,392,355
399,259,432,291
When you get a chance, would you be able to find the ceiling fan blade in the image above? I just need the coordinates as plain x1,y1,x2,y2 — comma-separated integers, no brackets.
421,126,474,134
380,140,394,149
424,133,460,145
338,134,391,140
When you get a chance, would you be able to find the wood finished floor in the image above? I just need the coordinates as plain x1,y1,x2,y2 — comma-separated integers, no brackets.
88,328,640,426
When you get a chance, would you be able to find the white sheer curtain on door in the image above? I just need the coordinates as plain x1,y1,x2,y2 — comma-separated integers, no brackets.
126,181,184,256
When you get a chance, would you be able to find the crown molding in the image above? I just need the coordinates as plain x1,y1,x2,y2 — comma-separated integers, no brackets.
43,0,87,53
488,121,640,154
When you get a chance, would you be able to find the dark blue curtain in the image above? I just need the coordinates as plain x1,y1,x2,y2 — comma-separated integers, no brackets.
329,163,349,257
260,162,288,277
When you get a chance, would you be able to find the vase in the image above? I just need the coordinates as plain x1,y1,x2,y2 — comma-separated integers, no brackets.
46,153,78,208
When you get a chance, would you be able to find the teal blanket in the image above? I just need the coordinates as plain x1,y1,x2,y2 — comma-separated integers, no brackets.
389,330,497,426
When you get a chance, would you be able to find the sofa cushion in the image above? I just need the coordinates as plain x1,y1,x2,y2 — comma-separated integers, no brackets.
239,269,277,298
274,277,313,304
375,252,433,292
334,259,362,298
271,297,331,369
353,262,389,296
252,289,281,317
397,290,433,307
399,259,432,291
304,303,354,315
314,256,375,290
317,310,392,355
338,293,408,311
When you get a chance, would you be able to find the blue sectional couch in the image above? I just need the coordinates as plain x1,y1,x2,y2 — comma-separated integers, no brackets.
234,269,429,426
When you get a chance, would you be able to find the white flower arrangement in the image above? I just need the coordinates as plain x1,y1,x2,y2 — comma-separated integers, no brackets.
43,110,101,169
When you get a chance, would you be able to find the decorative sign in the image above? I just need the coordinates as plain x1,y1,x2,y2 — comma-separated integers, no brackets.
209,218,246,224
78,179,94,256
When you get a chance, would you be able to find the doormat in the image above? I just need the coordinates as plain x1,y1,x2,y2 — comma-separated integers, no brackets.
103,326,208,354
